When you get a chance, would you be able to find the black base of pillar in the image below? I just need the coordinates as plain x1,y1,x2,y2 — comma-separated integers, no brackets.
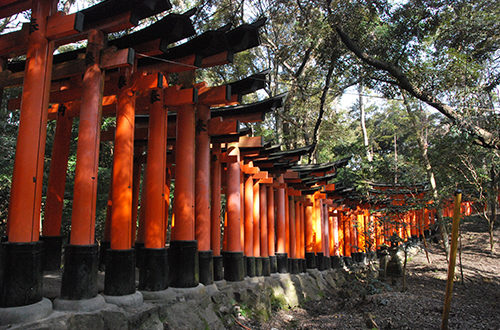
331,256,342,268
245,256,256,277
324,256,332,269
305,252,316,269
138,248,168,291
289,259,300,274
300,259,306,273
343,256,352,266
269,255,277,273
423,230,431,238
352,252,361,263
223,251,244,282
40,236,63,271
276,253,288,273
61,244,98,300
134,242,145,269
198,250,213,285
168,240,199,288
255,257,264,276
261,257,270,276
104,249,136,296
316,253,325,271
411,235,419,243
213,255,224,281
98,241,110,271
0,242,43,307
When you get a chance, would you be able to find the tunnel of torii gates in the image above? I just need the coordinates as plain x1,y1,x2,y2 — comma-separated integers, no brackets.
0,0,467,314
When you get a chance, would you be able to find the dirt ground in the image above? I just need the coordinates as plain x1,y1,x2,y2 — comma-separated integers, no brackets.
254,217,500,329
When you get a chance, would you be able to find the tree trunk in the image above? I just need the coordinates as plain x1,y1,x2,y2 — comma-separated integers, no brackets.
394,134,398,184
489,165,497,252
359,83,372,162
309,62,334,164
402,95,450,258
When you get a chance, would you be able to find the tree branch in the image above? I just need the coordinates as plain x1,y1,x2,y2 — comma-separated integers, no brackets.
309,60,335,163
335,26,499,150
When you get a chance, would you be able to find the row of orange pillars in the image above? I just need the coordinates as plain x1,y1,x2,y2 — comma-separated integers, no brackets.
0,0,446,317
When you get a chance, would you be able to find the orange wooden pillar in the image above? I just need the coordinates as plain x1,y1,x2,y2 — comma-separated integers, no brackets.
294,199,302,273
244,173,255,276
323,203,330,258
259,184,270,275
170,104,198,287
41,106,73,271
139,85,169,291
195,104,213,285
276,175,288,272
331,209,342,267
354,209,366,263
314,198,324,269
423,208,430,237
357,212,365,251
328,209,335,257
350,212,357,256
267,185,277,273
3,0,56,309
410,210,417,240
223,144,244,281
304,195,316,268
299,201,306,270
338,211,344,257
60,29,104,302
240,168,245,254
285,188,290,257
210,143,223,280
253,180,263,275
288,196,298,273
104,71,138,297
344,213,352,259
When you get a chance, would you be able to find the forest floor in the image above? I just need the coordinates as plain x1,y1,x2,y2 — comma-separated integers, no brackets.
254,217,500,329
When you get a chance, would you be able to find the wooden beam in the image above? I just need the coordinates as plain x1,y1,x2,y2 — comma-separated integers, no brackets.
0,23,29,58
241,163,259,174
164,87,198,106
100,47,134,70
0,0,30,20
207,117,240,136
46,12,84,40
258,178,273,184
199,51,232,68
238,136,262,148
253,171,269,179
283,170,299,179
198,85,230,105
